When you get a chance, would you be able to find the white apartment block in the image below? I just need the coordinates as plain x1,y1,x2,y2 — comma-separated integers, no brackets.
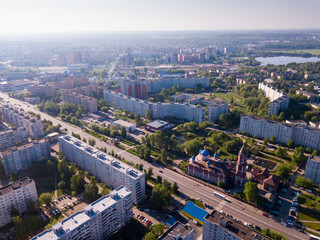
240,115,320,150
61,89,98,113
1,104,44,139
259,82,290,115
59,135,145,204
0,177,38,227
0,127,28,151
0,139,51,175
104,90,205,123
205,100,228,123
203,211,270,240
31,186,132,240
305,155,320,184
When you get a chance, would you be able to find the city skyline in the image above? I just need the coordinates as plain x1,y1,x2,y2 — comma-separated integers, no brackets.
1,0,320,34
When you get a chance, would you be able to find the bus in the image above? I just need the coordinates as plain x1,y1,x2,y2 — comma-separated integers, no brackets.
213,192,226,200
309,234,320,240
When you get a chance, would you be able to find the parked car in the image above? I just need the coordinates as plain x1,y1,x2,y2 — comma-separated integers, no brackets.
262,213,269,217
306,189,312,193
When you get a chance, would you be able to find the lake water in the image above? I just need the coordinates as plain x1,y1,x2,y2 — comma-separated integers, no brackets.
255,56,320,66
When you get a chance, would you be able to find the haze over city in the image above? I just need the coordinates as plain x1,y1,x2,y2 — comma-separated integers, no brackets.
0,1,320,240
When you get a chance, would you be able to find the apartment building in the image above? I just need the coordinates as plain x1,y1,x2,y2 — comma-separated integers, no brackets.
31,186,132,240
61,89,98,112
0,127,28,151
305,155,320,184
28,85,55,97
203,211,270,240
104,90,205,123
119,78,210,99
205,99,229,123
0,177,38,227
259,82,290,115
1,104,44,139
240,115,320,150
72,84,99,97
0,139,51,175
59,135,145,204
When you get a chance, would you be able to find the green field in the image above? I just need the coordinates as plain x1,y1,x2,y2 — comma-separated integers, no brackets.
272,49,320,55
298,207,320,221
212,92,247,111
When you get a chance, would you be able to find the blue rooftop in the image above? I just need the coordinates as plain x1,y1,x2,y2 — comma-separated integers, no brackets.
181,201,208,224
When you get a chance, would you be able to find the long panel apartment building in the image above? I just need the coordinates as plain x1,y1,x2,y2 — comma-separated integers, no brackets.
259,82,290,115
203,210,270,240
104,90,205,123
31,186,132,240
0,177,38,227
59,135,145,204
1,104,44,138
0,127,28,151
240,115,320,150
305,155,320,184
0,139,51,175
61,89,98,112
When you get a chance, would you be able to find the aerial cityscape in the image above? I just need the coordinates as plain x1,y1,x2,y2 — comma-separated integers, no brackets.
1,0,320,240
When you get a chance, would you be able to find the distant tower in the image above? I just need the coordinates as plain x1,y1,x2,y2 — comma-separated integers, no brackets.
235,144,247,185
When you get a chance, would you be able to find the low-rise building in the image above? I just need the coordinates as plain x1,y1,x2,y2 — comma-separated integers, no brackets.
0,127,28,151
158,221,194,240
305,155,320,184
31,186,132,240
1,104,44,139
28,85,55,97
59,135,145,204
112,119,136,132
0,139,51,175
203,210,271,240
145,120,170,132
251,168,280,193
0,177,38,227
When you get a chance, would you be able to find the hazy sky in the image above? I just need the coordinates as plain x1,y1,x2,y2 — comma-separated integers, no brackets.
1,0,320,33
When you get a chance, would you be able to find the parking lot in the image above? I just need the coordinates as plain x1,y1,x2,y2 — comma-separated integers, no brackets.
43,195,86,218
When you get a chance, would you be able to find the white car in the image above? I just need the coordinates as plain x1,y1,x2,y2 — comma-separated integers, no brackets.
281,222,287,227
306,189,312,193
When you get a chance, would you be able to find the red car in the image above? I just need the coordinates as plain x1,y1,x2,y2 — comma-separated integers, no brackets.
262,213,269,217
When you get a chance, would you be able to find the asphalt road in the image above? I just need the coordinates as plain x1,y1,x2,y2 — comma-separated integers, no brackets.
0,93,308,240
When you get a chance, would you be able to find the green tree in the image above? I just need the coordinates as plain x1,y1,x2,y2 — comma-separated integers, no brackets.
292,147,307,166
275,165,291,180
270,135,276,143
263,138,268,145
243,181,259,203
145,109,153,120
101,184,110,196
151,182,172,209
160,148,167,164
172,182,179,194
296,176,314,189
26,199,39,214
0,158,6,180
156,175,162,184
58,181,67,190
10,205,19,217
84,177,99,202
287,140,295,148
184,139,203,156
217,180,224,188
274,147,288,159
143,232,157,240
13,216,28,239
88,138,96,146
120,126,127,138
146,167,153,179
38,192,52,205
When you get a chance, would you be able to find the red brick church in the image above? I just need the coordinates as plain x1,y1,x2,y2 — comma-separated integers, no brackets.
188,145,248,186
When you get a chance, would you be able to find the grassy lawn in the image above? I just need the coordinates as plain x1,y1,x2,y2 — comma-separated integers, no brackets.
298,207,320,221
304,222,320,231
271,49,320,55
188,199,205,209
300,194,320,211
121,138,140,146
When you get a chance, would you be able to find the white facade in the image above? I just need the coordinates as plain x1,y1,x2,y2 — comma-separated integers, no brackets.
0,178,38,227
305,155,320,184
112,119,136,132
259,82,290,115
59,135,145,204
0,127,28,151
104,90,206,123
240,115,320,150
31,186,133,240
1,104,44,138
0,139,51,175
206,101,228,123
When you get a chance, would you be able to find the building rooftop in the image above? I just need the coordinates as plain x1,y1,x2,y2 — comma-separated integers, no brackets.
31,186,131,240
0,177,34,196
158,221,193,240
0,126,26,136
1,138,48,155
146,120,169,129
113,119,136,128
308,155,320,162
61,135,144,180
205,211,271,240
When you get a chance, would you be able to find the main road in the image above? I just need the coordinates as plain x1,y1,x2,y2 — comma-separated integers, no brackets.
0,93,308,240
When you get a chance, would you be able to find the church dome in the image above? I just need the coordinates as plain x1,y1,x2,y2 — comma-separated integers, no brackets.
200,149,210,156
